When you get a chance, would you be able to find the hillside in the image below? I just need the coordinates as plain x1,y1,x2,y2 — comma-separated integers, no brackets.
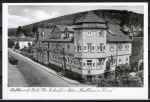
8,9,143,37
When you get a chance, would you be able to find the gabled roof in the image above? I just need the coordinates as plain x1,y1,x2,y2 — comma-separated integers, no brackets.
55,25,68,32
36,28,53,42
75,11,105,23
107,25,132,42
65,25,75,32
38,28,53,37
16,33,35,42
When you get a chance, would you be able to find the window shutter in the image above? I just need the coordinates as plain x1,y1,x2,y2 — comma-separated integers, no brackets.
84,44,87,52
92,44,95,52
103,44,105,52
74,44,77,52
103,31,106,37
79,46,81,52
98,44,100,52
110,44,111,52
83,60,86,70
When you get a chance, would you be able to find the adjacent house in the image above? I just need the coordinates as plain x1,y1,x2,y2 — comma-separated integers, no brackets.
14,33,35,49
33,28,53,62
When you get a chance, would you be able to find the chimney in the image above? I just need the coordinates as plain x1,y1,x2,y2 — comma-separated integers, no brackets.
106,21,109,28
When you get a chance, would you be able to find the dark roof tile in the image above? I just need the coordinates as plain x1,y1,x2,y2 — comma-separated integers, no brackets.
107,25,132,42
75,11,105,23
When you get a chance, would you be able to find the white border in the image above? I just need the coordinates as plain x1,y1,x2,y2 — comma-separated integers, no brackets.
3,3,148,100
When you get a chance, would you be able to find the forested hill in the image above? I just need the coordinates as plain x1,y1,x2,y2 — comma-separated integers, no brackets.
8,9,143,37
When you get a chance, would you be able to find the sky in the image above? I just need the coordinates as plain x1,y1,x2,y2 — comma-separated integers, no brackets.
8,5,144,28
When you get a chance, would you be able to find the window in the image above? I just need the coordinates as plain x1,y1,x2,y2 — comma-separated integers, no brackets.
87,60,92,69
125,44,129,51
99,31,103,37
49,54,51,58
93,63,95,67
119,59,121,62
98,31,106,37
92,46,94,51
84,63,86,67
76,30,81,37
79,60,82,66
118,44,123,51
110,44,114,52
87,31,92,36
111,58,116,65
66,32,69,37
80,46,81,51
84,46,86,50
97,59,104,66
74,45,76,51
77,44,80,52
67,44,70,51
126,58,128,61
45,43,48,48
76,44,81,52
87,44,92,52
56,43,58,49
98,43,105,52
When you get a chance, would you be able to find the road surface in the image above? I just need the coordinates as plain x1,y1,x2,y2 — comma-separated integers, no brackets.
8,50,77,87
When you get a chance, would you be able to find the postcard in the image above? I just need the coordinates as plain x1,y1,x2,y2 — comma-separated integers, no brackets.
3,3,148,100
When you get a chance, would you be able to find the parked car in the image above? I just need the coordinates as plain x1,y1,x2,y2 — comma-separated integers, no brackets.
8,57,18,65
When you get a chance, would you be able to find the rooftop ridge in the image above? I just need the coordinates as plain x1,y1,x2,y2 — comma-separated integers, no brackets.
75,11,105,23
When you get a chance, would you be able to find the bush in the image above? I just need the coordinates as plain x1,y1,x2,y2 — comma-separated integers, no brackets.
14,42,20,49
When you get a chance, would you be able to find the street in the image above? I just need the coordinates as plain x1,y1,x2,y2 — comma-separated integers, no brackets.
8,50,77,87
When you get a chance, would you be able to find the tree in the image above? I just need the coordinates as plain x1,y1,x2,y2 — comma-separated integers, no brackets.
120,10,130,27
32,24,38,33
22,29,28,37
27,42,33,53
8,39,15,48
14,42,20,49
16,26,22,37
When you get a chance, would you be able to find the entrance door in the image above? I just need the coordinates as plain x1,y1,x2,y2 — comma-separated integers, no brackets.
87,75,92,82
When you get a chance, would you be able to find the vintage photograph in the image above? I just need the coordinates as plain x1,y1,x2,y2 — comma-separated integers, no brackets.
7,4,145,87
3,3,148,100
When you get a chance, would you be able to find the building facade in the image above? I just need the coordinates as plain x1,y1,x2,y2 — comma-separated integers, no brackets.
34,11,132,82
14,33,34,49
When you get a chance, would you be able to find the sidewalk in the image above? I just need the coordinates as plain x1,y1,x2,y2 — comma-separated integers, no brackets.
8,48,81,85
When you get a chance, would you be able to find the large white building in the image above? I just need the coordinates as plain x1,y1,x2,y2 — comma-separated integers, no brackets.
15,33,35,49
34,11,132,82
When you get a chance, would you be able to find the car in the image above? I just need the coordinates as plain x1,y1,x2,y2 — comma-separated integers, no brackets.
8,57,18,65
